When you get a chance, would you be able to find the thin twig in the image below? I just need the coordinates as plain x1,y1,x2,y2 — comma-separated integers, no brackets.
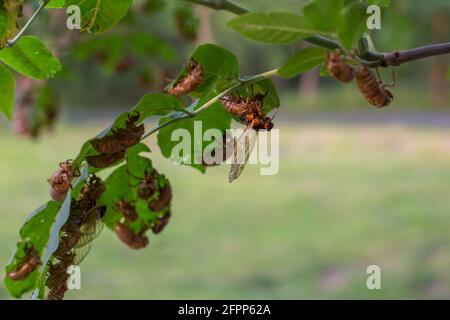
5,0,50,48
382,42,450,67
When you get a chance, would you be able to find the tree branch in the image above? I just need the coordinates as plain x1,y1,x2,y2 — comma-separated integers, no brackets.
5,1,50,47
382,42,450,67
183,0,450,68
142,68,279,139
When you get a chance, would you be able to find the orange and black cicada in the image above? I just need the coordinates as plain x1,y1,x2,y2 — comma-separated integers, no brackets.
220,90,275,182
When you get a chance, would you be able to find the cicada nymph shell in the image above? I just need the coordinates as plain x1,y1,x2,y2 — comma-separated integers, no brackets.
47,175,106,300
325,51,355,83
53,223,81,258
115,222,149,250
46,252,74,300
167,61,203,96
7,246,41,281
152,211,171,235
49,160,79,202
137,170,158,200
356,66,394,108
86,150,126,168
149,182,173,212
117,199,138,222
90,112,145,155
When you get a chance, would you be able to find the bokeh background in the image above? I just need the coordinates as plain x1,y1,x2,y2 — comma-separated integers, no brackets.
1,0,450,299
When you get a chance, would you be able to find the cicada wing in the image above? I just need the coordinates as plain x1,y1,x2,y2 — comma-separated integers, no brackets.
73,242,92,265
75,207,105,249
229,126,258,183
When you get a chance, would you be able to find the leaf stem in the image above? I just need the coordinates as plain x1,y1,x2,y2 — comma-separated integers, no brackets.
141,68,279,140
5,0,50,48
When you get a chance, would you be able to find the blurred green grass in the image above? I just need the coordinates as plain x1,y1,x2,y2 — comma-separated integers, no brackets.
1,119,450,299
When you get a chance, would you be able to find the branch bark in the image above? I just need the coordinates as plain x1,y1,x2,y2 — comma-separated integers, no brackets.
382,42,450,67
183,0,450,68
5,0,50,47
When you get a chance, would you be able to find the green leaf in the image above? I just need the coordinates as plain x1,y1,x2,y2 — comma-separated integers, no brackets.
45,0,65,8
337,1,367,48
278,47,327,78
3,201,61,298
302,0,342,32
65,0,133,34
157,102,232,172
0,36,61,79
228,12,326,44
0,63,15,119
367,0,390,7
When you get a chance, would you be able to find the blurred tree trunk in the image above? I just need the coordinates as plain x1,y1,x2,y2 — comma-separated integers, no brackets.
299,69,319,107
428,9,449,108
298,42,319,107
196,7,215,44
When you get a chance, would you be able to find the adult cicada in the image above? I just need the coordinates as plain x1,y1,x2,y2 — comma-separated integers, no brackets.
72,206,106,265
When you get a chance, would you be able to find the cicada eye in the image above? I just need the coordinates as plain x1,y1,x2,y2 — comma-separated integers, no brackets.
98,206,107,218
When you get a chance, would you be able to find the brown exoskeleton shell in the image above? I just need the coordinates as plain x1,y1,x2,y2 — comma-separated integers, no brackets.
220,93,266,119
149,182,173,212
90,113,144,154
152,211,171,234
117,199,138,222
114,222,149,250
7,246,41,281
326,51,355,83
53,223,81,258
46,252,74,300
167,61,203,96
86,150,125,168
49,160,79,202
356,66,394,108
137,171,158,200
